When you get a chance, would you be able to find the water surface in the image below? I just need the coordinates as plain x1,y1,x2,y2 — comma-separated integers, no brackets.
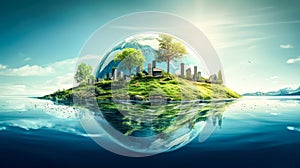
0,96,299,168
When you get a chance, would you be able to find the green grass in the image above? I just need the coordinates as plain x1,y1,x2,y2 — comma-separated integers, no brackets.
39,74,241,136
40,73,241,105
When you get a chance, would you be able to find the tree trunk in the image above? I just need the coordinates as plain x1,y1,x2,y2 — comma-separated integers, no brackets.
167,59,170,74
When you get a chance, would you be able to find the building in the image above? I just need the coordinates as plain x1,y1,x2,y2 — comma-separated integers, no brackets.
148,63,152,76
193,66,198,81
118,71,124,80
152,60,156,68
112,68,117,80
124,75,131,81
186,68,192,79
197,72,202,81
180,63,184,78
153,68,163,76
208,74,218,83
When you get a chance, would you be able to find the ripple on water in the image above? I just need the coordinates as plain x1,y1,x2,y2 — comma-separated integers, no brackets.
287,126,300,132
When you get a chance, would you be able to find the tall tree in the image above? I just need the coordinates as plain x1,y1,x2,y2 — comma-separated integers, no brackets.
75,63,93,83
156,34,187,73
114,48,145,75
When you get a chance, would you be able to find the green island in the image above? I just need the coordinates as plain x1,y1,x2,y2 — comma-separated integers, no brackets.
40,34,241,137
40,72,240,136
41,72,240,104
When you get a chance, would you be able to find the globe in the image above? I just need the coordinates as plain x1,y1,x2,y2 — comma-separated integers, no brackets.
73,33,229,156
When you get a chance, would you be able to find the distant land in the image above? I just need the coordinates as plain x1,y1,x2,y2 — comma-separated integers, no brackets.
243,86,300,96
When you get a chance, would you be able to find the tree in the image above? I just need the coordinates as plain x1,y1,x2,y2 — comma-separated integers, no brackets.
114,48,145,75
75,63,93,83
218,70,223,84
156,34,187,73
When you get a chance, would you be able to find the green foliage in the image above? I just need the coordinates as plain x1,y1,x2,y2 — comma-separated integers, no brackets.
114,48,146,75
41,74,241,137
156,34,187,73
42,74,241,106
136,71,144,78
74,63,93,84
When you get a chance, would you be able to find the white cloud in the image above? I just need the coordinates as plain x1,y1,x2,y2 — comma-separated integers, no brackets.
45,73,75,91
0,65,54,76
0,57,80,77
219,20,300,29
280,44,294,49
0,64,7,69
0,84,27,95
24,57,31,61
78,54,100,61
265,76,280,83
248,45,257,49
270,76,279,79
0,56,99,96
286,56,300,64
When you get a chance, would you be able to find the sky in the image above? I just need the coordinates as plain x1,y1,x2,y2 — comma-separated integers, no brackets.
0,0,300,96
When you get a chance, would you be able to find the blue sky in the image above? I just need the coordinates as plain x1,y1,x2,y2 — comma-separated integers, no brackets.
0,0,299,95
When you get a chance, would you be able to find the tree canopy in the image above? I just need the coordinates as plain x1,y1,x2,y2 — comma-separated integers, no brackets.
74,63,93,84
156,34,187,73
114,48,145,75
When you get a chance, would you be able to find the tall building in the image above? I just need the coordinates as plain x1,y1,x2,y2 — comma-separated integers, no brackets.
152,60,156,68
180,63,184,78
148,63,152,76
197,72,202,81
118,71,124,80
186,68,192,80
112,68,117,80
193,66,198,81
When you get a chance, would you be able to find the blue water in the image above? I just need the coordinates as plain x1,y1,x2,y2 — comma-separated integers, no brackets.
0,96,300,168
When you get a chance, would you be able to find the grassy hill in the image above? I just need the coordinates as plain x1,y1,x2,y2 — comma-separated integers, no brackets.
40,73,240,136
40,73,241,105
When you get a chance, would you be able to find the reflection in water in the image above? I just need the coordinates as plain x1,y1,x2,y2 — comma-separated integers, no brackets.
71,70,239,156
98,100,230,137
76,93,235,156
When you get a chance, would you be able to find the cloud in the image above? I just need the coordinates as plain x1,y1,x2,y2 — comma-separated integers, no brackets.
220,20,300,29
0,65,54,76
45,73,75,91
78,54,100,61
24,57,31,61
286,56,300,64
248,45,257,49
280,44,294,49
215,36,269,49
0,57,79,77
0,55,99,96
270,76,279,79
265,76,280,82
0,84,27,95
0,64,7,69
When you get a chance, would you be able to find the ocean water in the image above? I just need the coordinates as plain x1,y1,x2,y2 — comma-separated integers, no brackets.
0,96,300,168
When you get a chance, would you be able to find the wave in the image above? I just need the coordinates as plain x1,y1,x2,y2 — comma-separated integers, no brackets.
287,126,300,132
0,119,100,138
0,119,54,131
